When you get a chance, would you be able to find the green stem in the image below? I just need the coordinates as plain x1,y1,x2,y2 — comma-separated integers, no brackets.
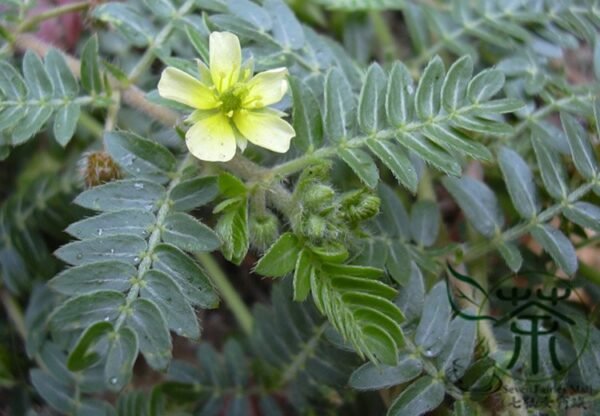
114,154,194,329
369,12,398,62
1,290,27,341
126,0,196,84
463,180,597,263
196,252,253,335
18,1,90,32
78,112,104,140
578,261,600,286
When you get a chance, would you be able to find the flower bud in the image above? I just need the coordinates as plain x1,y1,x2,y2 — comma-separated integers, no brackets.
249,211,280,252
302,214,329,240
340,189,380,223
302,184,335,211
81,151,121,187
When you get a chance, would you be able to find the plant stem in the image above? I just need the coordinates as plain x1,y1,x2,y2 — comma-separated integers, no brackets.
578,260,600,286
18,1,90,32
195,252,253,335
369,12,398,62
126,0,196,84
1,290,27,341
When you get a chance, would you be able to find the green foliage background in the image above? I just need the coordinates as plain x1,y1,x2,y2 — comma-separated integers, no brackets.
1,0,600,415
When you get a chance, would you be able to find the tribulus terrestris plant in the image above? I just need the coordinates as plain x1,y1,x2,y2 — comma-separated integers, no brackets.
1,0,599,415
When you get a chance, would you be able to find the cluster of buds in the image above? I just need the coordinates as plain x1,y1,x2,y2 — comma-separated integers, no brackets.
291,162,380,244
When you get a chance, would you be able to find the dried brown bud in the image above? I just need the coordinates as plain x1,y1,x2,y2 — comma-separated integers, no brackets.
81,151,121,187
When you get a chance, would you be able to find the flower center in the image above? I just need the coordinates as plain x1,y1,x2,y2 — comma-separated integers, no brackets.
220,90,242,117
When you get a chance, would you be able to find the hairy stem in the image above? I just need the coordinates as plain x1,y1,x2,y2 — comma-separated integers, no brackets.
195,252,253,335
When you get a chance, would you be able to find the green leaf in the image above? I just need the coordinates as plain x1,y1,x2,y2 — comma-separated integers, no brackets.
415,282,450,357
45,49,78,98
531,224,577,275
563,202,600,233
49,261,135,295
561,112,598,179
228,0,272,31
170,176,218,211
255,232,300,277
397,133,461,176
498,147,539,219
215,199,249,265
142,0,176,17
127,298,172,370
53,103,80,146
386,61,413,127
367,139,417,193
377,183,410,239
498,242,523,272
30,369,74,414
92,3,154,46
23,50,53,99
293,249,312,301
141,270,200,339
394,262,424,322
340,147,379,188
289,76,323,152
467,69,504,103
66,209,155,239
324,68,355,142
442,176,503,237
0,61,27,99
11,105,53,145
185,25,209,64
162,212,220,252
105,131,177,184
358,63,387,134
414,56,444,120
410,200,440,247
385,240,411,285
218,172,247,198
54,235,147,266
387,376,445,416
349,355,422,390
264,0,304,49
74,179,166,212
441,55,473,112
435,316,477,381
570,322,600,390
105,326,138,391
594,34,600,81
531,132,568,199
67,321,113,371
50,290,126,331
153,243,218,308
422,124,492,161
80,35,103,94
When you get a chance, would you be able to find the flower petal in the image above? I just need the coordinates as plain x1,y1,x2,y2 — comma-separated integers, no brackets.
242,68,289,109
158,67,219,109
186,113,237,162
234,109,295,153
209,32,241,93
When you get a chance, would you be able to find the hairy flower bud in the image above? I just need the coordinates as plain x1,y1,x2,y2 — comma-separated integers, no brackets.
302,183,336,211
340,189,381,223
81,151,121,187
249,211,280,252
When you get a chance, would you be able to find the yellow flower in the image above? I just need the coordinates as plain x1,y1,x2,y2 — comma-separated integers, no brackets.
158,31,295,162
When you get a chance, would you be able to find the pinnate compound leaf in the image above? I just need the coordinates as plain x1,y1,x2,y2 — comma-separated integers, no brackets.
415,282,451,357
340,147,379,188
358,63,387,134
50,291,126,331
386,61,414,127
414,56,444,120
